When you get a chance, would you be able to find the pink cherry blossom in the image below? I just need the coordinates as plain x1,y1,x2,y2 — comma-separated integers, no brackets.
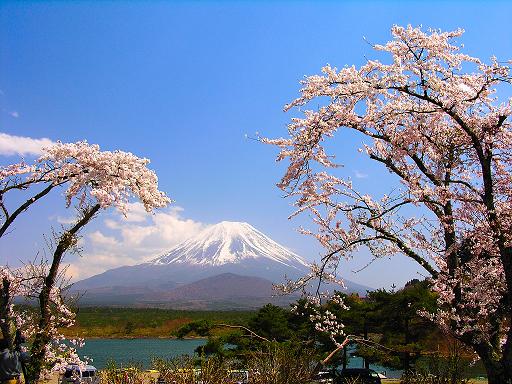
1,140,171,380
266,25,512,383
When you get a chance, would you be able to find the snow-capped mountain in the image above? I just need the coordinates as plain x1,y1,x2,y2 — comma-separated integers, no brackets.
150,221,308,269
72,221,371,308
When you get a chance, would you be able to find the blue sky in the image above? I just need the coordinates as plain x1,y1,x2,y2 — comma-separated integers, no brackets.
1,1,511,288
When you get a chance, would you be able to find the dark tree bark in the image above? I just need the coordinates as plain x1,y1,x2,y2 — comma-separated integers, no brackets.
0,278,15,349
27,204,100,383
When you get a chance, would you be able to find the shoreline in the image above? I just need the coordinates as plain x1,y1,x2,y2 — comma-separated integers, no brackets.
80,335,207,340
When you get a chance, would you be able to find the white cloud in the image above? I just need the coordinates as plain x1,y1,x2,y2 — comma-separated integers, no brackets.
64,204,206,281
104,219,120,229
88,231,118,248
354,170,368,179
0,132,55,156
122,202,152,222
9,111,19,118
48,214,77,225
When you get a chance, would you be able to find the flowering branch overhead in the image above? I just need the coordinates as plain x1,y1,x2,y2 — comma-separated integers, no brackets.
0,140,171,380
0,140,171,238
265,25,512,383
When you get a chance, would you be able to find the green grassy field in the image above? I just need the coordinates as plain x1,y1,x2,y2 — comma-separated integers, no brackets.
63,307,254,338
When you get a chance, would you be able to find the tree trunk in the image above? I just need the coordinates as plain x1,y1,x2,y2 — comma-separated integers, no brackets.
27,204,101,383
363,316,369,369
481,358,511,384
476,345,512,384
504,325,512,384
0,278,15,349
26,336,45,384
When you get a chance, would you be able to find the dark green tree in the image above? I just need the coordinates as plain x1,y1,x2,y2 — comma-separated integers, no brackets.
248,304,291,342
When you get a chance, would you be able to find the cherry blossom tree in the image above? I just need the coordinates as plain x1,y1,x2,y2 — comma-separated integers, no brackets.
266,25,512,383
0,141,170,382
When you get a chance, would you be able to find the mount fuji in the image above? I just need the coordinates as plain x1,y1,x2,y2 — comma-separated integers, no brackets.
72,221,371,309
151,221,308,269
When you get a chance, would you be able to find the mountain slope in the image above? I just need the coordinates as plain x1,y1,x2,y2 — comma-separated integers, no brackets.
150,221,308,270
75,222,309,291
73,221,372,308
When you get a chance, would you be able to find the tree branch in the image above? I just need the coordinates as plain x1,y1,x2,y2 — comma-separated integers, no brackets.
0,183,57,239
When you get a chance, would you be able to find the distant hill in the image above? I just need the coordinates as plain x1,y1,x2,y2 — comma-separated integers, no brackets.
73,221,372,309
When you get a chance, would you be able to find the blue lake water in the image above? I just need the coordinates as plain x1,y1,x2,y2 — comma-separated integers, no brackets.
78,338,206,369
78,338,402,378
345,355,402,379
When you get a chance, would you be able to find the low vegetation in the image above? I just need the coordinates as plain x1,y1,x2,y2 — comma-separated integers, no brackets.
174,280,485,382
99,345,318,384
62,307,254,338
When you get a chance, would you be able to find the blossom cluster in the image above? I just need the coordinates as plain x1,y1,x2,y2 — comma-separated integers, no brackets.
34,141,170,212
1,140,170,217
291,293,349,348
1,265,82,377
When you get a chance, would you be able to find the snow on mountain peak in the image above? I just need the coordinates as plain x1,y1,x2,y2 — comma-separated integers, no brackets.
150,221,309,269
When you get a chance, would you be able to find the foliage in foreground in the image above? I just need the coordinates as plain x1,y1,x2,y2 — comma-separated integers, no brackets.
99,360,147,384
153,343,317,384
153,355,232,384
246,343,318,384
401,342,472,384
94,335,476,384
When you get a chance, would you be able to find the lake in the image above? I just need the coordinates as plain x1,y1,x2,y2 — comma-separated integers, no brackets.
78,338,206,369
77,339,488,380
78,338,402,377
